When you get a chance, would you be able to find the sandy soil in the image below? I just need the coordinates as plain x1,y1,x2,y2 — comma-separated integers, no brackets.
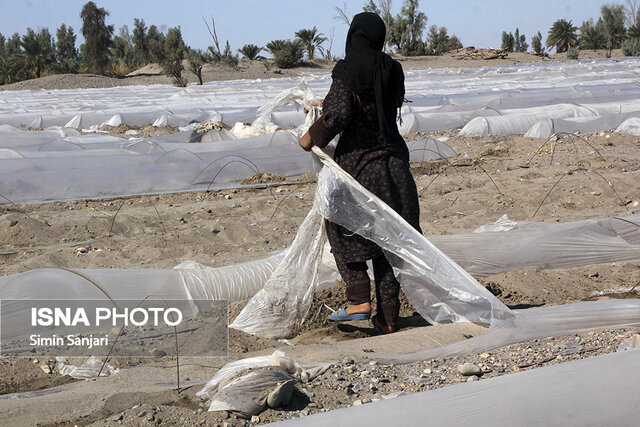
0,54,639,425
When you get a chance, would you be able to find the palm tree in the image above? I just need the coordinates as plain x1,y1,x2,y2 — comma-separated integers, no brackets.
294,27,327,60
266,40,286,56
546,19,578,53
20,28,55,78
238,44,263,60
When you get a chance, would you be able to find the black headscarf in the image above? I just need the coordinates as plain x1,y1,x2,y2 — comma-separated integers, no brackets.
332,12,405,144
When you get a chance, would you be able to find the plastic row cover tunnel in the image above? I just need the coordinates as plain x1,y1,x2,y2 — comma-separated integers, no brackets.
0,127,455,204
430,213,640,277
524,112,640,139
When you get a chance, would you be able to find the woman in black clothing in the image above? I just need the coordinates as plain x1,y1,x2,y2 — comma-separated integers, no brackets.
299,12,421,334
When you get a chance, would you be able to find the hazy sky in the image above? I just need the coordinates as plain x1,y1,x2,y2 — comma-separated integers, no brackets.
0,0,619,55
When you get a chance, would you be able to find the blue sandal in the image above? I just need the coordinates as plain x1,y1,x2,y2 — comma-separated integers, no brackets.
328,308,371,321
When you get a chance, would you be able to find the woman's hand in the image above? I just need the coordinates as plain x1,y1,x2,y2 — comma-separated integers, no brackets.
299,131,314,152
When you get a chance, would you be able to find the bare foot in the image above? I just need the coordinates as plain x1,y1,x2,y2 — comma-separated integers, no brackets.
345,302,371,315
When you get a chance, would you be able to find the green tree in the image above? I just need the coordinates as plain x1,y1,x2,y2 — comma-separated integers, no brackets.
0,54,30,84
601,4,627,56
501,31,515,52
531,31,545,54
80,1,114,74
389,0,427,56
207,41,238,67
448,34,463,51
21,27,55,78
238,44,263,60
579,18,607,49
295,27,327,60
147,25,165,63
132,18,149,66
161,26,186,86
567,46,580,59
363,0,395,52
426,25,460,55
514,28,528,52
55,24,79,73
546,19,578,52
0,32,29,84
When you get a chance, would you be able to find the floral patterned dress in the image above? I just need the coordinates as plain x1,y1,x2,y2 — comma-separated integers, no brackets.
309,78,422,264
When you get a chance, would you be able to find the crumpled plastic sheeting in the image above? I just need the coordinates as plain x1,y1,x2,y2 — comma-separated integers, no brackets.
276,349,640,427
197,350,330,417
312,148,513,327
429,214,640,278
206,368,296,418
229,207,332,338
229,80,321,139
382,299,640,364
56,355,119,379
230,148,512,338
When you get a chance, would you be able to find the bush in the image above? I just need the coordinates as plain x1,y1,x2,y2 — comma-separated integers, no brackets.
209,41,238,67
621,38,640,56
272,40,304,68
566,46,580,60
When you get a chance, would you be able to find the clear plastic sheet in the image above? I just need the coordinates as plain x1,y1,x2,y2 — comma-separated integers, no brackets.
229,147,513,338
276,349,640,427
312,148,513,327
229,207,332,338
